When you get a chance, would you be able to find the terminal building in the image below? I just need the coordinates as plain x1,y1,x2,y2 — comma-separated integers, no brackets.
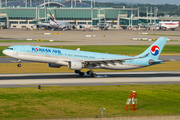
0,0,160,29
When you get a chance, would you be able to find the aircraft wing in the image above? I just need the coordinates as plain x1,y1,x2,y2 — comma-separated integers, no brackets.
59,23,69,28
41,24,51,27
60,24,66,28
36,22,51,27
82,57,142,65
65,56,143,66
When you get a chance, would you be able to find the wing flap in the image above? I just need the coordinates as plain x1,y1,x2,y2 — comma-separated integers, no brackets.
83,56,142,65
64,56,143,66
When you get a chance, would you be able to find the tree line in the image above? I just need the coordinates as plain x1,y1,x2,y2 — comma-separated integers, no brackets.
83,1,180,17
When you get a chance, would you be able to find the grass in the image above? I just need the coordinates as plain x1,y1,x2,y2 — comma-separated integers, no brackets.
1,45,180,57
0,61,180,74
0,46,8,57
0,85,180,119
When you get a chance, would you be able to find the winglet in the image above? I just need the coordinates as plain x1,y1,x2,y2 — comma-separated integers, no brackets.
76,48,80,51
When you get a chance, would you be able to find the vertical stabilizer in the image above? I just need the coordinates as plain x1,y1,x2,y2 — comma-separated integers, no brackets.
48,9,54,21
137,37,167,60
178,21,180,24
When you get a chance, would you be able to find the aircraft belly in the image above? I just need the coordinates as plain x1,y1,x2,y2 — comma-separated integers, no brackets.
100,63,145,70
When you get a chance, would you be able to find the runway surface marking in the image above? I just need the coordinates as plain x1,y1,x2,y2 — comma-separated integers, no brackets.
11,60,17,62
170,59,176,61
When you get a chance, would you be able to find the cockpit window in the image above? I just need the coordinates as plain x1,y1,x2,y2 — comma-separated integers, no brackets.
7,48,13,50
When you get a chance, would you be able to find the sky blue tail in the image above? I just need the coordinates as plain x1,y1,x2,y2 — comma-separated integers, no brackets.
136,37,168,60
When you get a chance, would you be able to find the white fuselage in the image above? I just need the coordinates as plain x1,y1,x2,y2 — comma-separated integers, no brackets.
50,20,70,28
159,22,179,29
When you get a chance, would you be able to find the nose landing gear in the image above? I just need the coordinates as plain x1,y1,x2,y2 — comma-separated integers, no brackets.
17,60,21,67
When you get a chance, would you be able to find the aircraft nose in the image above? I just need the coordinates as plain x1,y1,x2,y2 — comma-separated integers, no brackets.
2,50,5,54
2,50,8,55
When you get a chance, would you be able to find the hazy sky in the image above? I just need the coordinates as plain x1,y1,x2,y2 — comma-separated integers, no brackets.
86,0,180,4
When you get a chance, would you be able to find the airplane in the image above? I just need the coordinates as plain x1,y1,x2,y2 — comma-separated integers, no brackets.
48,10,70,31
97,23,111,30
2,37,167,77
159,21,180,31
35,10,70,31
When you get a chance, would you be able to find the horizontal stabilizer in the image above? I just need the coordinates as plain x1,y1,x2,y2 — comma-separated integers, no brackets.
149,59,163,65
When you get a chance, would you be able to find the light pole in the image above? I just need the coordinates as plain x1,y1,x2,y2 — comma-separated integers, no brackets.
45,7,46,22
100,108,106,117
91,0,93,30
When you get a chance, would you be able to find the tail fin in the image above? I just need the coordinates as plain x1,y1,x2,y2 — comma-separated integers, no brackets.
48,9,60,28
178,21,180,24
136,37,167,60
48,9,54,21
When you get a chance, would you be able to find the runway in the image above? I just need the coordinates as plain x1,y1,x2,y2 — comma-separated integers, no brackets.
0,71,180,88
0,55,180,63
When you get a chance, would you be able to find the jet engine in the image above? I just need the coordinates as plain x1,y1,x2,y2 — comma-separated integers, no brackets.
68,60,82,70
48,63,62,68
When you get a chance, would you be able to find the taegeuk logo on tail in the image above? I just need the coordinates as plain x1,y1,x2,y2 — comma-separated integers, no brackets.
151,45,160,56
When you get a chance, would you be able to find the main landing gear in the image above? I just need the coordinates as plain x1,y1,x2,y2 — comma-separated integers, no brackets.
17,60,21,67
75,70,96,77
87,70,96,77
75,70,84,76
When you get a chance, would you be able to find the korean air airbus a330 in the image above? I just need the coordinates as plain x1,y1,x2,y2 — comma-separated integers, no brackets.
3,37,167,77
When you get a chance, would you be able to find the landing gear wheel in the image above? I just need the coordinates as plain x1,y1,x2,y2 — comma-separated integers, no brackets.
75,70,80,73
87,71,92,75
91,73,96,77
79,72,84,76
17,64,21,67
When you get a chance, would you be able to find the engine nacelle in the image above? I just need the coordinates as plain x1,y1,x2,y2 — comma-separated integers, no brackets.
48,63,62,68
68,60,82,70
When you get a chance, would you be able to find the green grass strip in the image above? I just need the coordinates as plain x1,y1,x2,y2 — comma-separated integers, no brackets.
0,85,180,119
